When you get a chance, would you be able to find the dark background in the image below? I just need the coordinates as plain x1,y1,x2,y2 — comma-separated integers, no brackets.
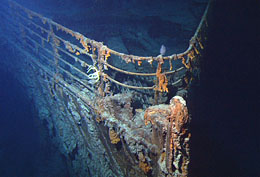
190,0,260,176
0,67,68,177
0,0,259,176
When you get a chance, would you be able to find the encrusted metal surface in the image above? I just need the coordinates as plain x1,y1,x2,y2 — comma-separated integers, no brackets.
0,0,212,176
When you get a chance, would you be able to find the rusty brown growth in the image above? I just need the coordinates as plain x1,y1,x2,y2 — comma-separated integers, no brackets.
109,128,120,144
8,0,209,93
6,0,212,176
167,96,190,175
144,96,191,176
155,62,169,93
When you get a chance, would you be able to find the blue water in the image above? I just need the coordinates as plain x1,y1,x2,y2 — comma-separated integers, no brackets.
0,68,68,177
0,0,259,176
190,1,260,176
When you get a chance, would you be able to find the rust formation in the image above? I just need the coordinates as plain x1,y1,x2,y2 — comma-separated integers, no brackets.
1,0,212,176
144,96,190,176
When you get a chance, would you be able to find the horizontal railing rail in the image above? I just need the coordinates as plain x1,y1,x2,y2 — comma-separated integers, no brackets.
2,0,210,100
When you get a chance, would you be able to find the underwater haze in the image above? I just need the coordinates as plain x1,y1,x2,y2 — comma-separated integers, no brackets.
0,0,259,176
0,65,68,176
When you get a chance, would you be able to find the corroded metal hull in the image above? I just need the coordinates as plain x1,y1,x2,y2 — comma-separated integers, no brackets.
0,0,212,176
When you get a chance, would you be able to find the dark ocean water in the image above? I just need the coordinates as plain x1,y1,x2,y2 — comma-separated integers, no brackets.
190,1,260,177
0,0,259,177
0,68,68,177
0,68,39,177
